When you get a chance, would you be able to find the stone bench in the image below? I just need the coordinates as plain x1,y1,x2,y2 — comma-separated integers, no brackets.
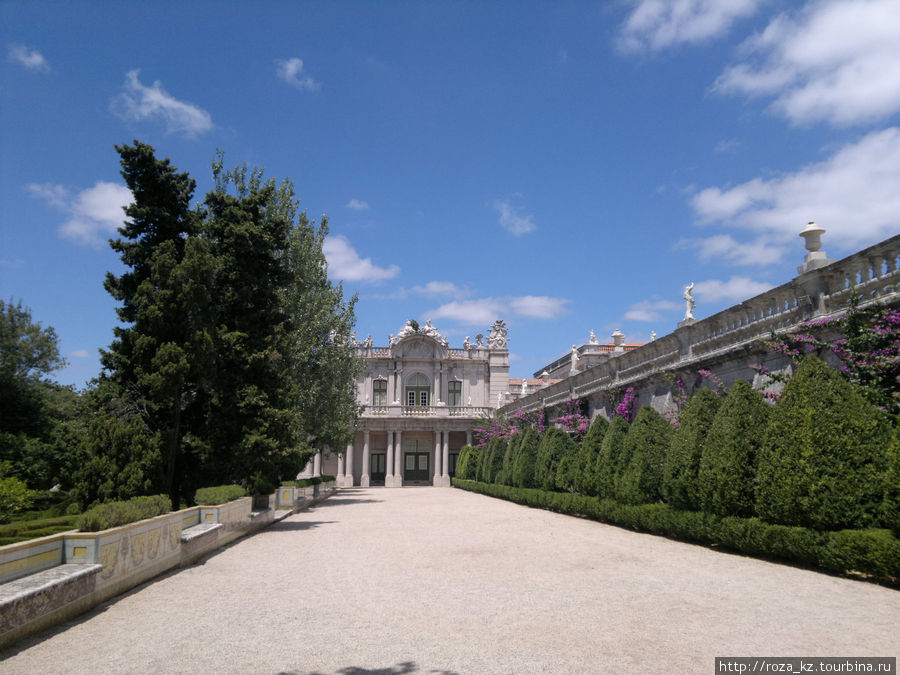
0,563,102,648
179,522,221,543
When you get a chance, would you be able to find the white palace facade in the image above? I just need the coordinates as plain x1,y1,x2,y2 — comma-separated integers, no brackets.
311,319,510,487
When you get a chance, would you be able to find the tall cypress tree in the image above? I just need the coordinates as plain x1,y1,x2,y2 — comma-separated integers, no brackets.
93,141,215,507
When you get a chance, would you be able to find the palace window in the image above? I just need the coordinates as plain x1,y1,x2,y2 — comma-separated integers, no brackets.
373,379,387,406
448,380,462,406
405,373,430,407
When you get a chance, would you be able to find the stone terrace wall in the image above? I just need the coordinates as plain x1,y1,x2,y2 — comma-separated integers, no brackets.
502,234,900,420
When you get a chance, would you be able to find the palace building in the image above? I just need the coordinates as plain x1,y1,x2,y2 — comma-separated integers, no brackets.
310,319,510,487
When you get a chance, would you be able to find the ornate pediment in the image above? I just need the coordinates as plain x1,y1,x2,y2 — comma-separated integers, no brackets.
389,319,449,358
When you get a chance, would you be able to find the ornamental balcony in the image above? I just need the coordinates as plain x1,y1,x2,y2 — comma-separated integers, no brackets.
362,404,494,418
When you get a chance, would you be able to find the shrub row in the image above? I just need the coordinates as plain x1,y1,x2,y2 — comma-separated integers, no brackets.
194,484,246,505
461,356,896,534
452,479,900,582
281,474,335,488
76,494,172,532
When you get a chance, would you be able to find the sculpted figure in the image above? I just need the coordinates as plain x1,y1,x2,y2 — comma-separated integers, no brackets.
683,282,696,320
589,330,599,345
488,319,508,349
475,333,484,348
463,336,471,350
571,345,580,365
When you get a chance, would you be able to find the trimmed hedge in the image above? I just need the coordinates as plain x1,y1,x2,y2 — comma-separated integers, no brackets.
282,475,334,488
697,380,770,518
575,416,608,496
77,494,172,532
452,479,900,583
616,406,673,505
194,484,246,505
512,429,539,489
455,446,478,481
662,388,720,511
756,356,892,530
595,415,629,499
535,428,575,491
883,428,900,535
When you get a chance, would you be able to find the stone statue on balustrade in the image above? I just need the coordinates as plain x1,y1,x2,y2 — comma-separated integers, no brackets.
488,319,508,349
589,330,599,345
683,282,695,320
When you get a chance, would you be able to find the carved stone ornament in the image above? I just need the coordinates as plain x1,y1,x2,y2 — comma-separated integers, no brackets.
488,319,508,349
390,319,448,347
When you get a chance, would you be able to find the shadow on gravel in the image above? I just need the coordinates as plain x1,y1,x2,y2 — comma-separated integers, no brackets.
312,497,382,507
268,520,334,532
284,662,458,675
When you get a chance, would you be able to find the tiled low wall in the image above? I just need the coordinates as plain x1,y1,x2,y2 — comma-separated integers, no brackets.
0,485,335,649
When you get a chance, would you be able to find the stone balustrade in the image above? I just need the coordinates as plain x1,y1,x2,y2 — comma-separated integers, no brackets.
361,404,494,418
504,233,899,417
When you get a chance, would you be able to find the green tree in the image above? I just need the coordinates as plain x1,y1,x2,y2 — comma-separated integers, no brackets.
595,415,629,499
616,406,673,505
575,415,608,496
0,461,34,522
94,141,215,508
535,428,576,491
282,209,361,474
0,299,75,489
756,356,891,530
498,432,521,486
512,429,540,488
883,427,900,535
661,388,721,510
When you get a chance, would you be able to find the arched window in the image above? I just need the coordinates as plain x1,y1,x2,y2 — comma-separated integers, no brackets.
405,373,430,407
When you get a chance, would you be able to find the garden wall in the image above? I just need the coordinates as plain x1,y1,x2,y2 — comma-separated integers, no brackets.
0,481,335,649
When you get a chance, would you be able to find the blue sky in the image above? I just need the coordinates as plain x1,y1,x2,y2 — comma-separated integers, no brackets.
2,0,899,388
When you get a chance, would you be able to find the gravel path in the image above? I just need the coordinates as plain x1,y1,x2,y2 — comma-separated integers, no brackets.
1,487,898,674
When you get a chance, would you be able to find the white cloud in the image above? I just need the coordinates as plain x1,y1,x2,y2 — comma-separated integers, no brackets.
619,0,763,52
714,138,742,154
490,199,536,236
346,198,370,211
8,43,49,72
623,299,681,322
714,0,900,126
427,295,569,325
29,181,133,246
693,276,773,303
0,258,25,269
411,281,468,297
323,235,400,283
690,127,900,251
276,57,320,91
111,70,213,137
68,349,90,359
677,234,787,266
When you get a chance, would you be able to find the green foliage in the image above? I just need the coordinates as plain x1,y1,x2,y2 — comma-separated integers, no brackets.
481,438,506,484
453,479,900,582
756,356,892,530
0,515,79,546
454,446,478,481
554,453,577,493
76,494,172,532
511,429,540,488
697,381,770,517
498,433,522,486
594,416,629,499
0,461,34,522
246,471,276,496
574,416,608,496
662,388,721,510
882,427,900,535
616,406,673,505
75,404,163,508
194,484,246,505
535,428,577,491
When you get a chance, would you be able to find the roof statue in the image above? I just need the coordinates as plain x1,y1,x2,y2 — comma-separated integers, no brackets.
683,282,695,321
589,330,599,345
488,319,508,349
389,318,448,347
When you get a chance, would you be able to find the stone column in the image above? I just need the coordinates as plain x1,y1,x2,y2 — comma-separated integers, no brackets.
337,453,345,486
466,429,473,447
433,430,442,486
346,439,356,487
360,433,370,487
442,430,451,486
394,430,403,487
313,450,321,477
385,431,394,487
